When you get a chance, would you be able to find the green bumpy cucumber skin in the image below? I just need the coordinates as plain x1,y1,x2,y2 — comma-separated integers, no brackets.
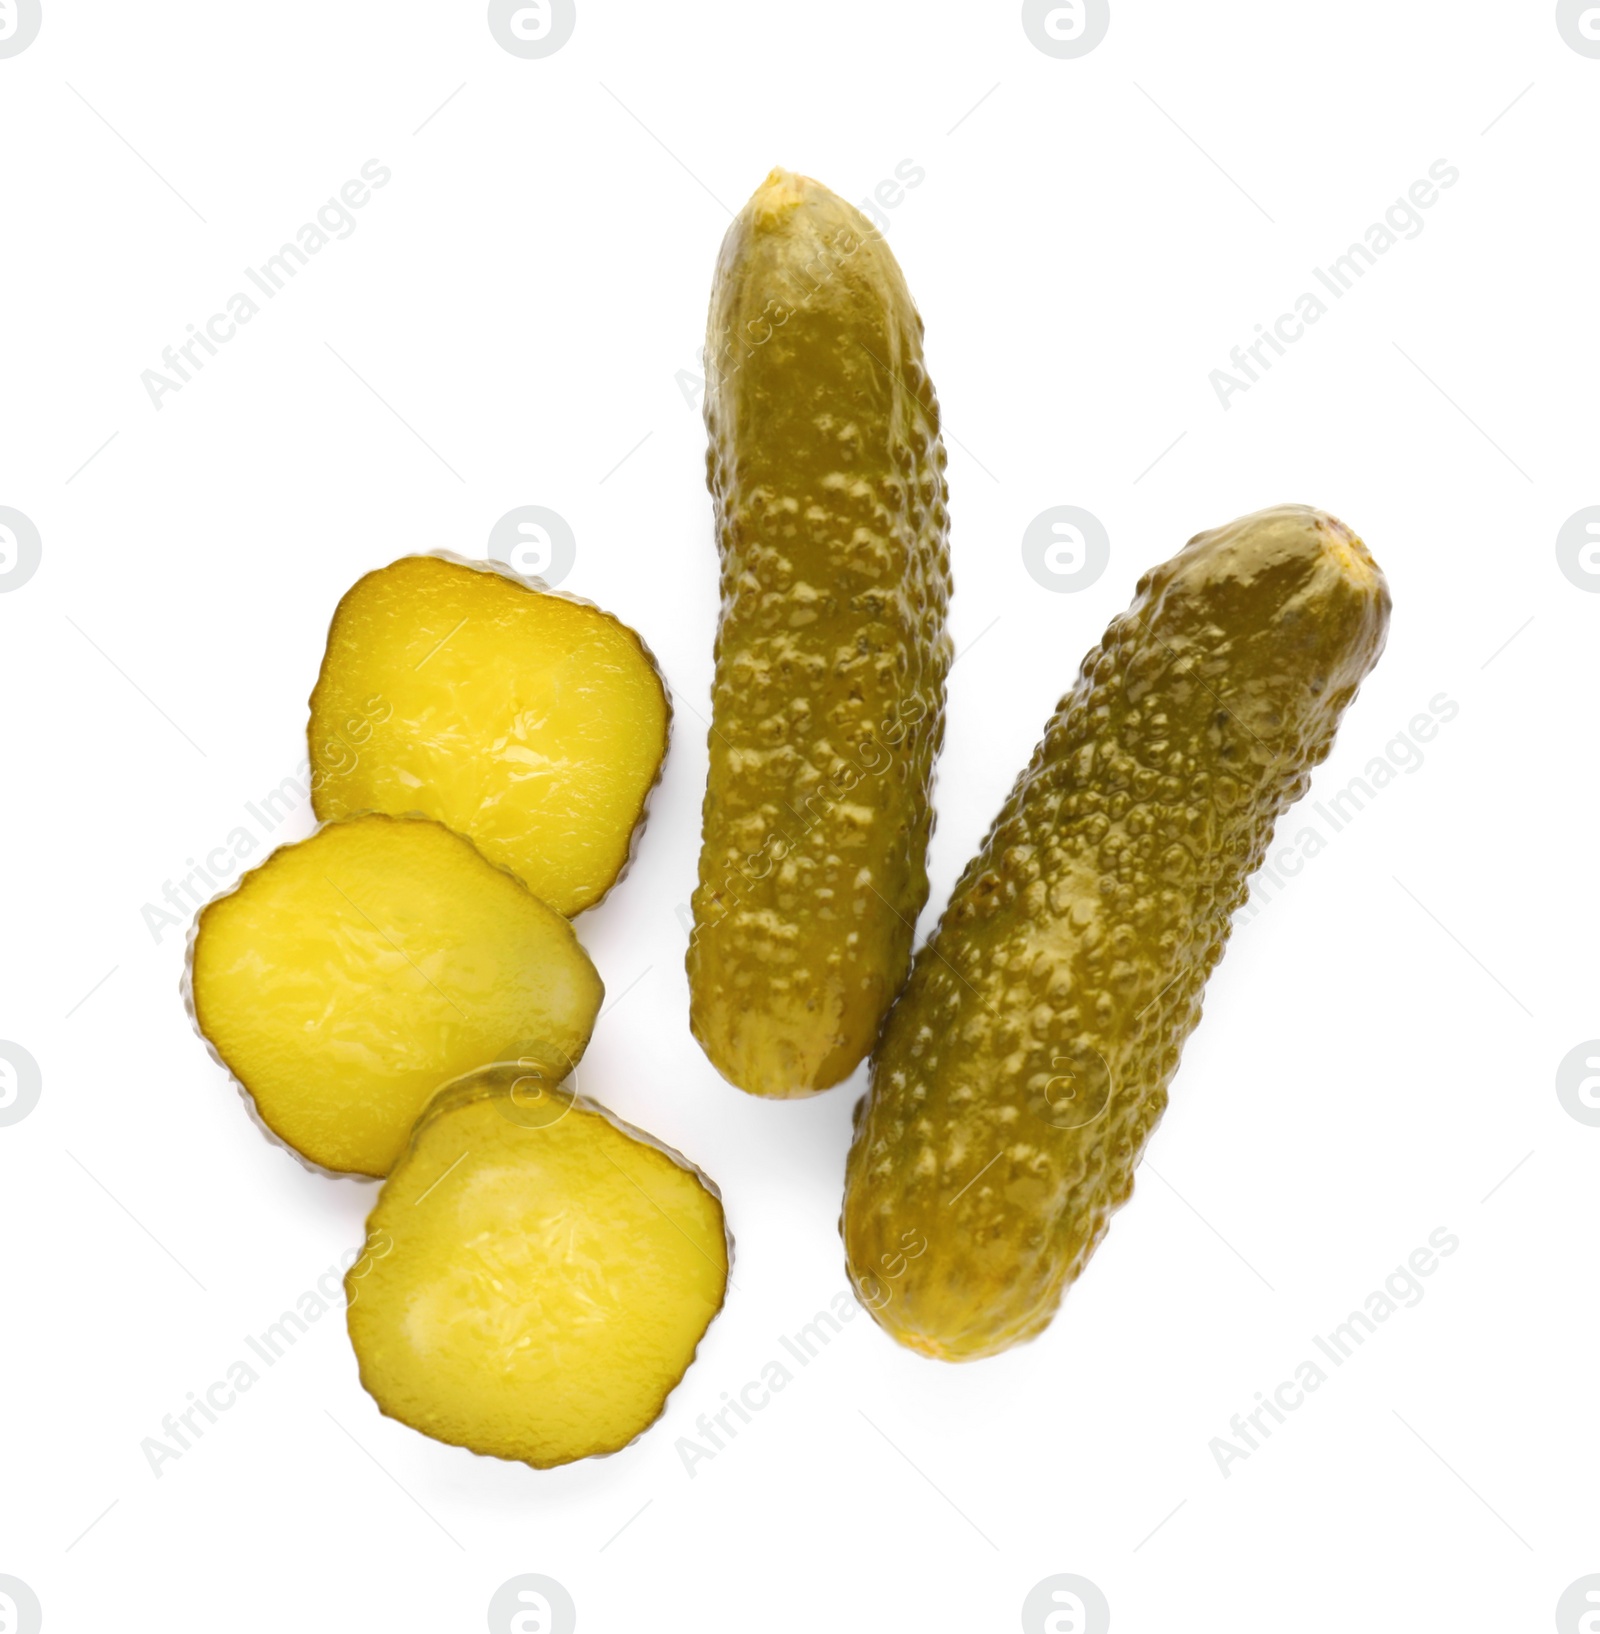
842,505,1391,1360
688,170,953,1099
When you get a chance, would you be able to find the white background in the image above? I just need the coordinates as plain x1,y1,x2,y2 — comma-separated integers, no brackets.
2,2,1597,1630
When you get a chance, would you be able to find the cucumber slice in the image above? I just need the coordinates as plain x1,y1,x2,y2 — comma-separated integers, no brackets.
309,553,670,916
189,813,601,1177
346,1064,730,1468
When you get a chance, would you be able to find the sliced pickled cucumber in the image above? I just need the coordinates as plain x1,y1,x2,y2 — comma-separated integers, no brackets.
309,554,670,916
688,169,952,1098
843,506,1391,1359
346,1063,730,1468
189,813,601,1177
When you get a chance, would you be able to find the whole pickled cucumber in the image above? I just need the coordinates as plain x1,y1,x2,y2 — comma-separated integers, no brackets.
843,506,1391,1359
688,170,952,1098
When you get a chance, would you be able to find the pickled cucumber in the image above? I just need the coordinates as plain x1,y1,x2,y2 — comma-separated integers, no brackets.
346,1062,730,1468
688,169,952,1098
309,553,670,916
843,506,1391,1359
188,813,602,1177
